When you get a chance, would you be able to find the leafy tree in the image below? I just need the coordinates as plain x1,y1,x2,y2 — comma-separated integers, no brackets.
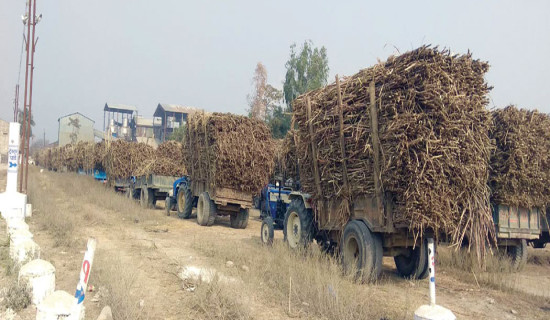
18,109,35,139
169,124,186,142
266,105,291,139
283,41,329,110
247,62,268,120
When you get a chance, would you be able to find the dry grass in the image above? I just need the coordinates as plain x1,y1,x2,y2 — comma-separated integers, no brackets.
184,275,251,320
437,246,527,293
92,252,149,320
191,239,410,320
29,169,154,228
0,232,31,312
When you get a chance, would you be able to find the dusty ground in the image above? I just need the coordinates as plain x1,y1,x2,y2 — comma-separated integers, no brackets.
1,167,550,319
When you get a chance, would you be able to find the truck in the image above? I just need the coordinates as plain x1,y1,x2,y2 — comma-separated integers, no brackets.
129,174,179,209
172,176,251,229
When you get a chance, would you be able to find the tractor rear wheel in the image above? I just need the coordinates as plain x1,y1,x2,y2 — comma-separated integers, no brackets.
341,220,378,282
196,192,216,226
261,216,274,246
230,209,249,229
394,238,429,279
283,199,313,250
177,185,193,219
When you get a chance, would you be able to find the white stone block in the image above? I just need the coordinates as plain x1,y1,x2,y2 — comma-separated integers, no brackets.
19,259,55,306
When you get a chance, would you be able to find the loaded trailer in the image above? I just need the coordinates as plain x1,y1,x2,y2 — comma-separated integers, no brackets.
493,204,542,270
277,191,432,281
130,174,179,209
171,176,251,229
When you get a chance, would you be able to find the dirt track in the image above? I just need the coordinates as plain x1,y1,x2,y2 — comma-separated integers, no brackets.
1,167,550,319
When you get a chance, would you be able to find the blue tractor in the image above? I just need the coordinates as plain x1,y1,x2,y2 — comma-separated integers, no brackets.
165,176,196,217
259,180,293,245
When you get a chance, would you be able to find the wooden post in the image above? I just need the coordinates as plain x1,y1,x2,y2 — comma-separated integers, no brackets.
369,81,384,226
306,97,322,198
335,75,350,197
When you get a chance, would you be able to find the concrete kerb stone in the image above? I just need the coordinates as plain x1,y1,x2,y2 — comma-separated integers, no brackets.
9,228,33,259
18,259,55,306
13,238,40,266
36,290,85,320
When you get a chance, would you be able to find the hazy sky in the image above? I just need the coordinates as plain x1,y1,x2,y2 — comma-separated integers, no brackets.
1,0,549,141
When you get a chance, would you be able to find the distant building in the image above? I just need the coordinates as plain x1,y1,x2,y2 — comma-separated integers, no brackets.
58,112,95,147
0,119,9,163
135,116,158,147
103,103,137,141
153,104,198,142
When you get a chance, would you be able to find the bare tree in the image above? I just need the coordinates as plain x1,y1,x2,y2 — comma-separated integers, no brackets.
247,62,268,121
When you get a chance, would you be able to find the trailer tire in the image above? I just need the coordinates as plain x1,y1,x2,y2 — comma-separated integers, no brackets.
230,209,249,229
140,188,147,208
283,199,313,250
197,192,216,226
341,220,377,282
394,238,429,279
372,233,383,280
177,185,193,219
507,239,528,271
261,216,274,245
165,196,172,216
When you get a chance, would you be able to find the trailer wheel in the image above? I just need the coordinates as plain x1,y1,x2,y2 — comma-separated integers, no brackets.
283,199,313,250
140,188,147,208
341,220,378,282
394,238,429,279
261,216,274,246
506,239,528,271
125,187,133,199
177,185,193,219
165,196,172,216
230,209,249,229
197,192,216,226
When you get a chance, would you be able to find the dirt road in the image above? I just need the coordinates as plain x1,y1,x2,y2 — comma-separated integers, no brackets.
1,167,550,319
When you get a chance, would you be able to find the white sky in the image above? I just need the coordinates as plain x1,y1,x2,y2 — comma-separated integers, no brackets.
1,0,549,141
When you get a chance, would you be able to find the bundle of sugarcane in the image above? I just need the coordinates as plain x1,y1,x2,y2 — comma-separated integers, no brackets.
103,141,154,179
293,46,494,256
134,141,186,177
184,112,276,194
489,106,550,208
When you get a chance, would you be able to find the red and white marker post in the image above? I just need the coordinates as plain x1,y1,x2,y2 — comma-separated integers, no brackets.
69,238,97,320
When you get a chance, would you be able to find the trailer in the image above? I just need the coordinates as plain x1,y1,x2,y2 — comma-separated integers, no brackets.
492,204,542,270
175,176,251,229
132,174,178,209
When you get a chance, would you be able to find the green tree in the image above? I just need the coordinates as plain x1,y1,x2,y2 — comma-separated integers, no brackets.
18,109,35,138
266,105,291,139
169,124,186,142
283,41,329,110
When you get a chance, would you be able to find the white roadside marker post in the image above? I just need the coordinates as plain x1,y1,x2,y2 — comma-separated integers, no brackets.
0,123,27,219
69,238,97,320
413,238,456,320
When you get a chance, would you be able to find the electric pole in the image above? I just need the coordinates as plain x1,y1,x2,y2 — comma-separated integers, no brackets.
19,0,41,193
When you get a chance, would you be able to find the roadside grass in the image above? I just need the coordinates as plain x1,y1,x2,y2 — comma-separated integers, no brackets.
184,275,251,320
92,251,149,320
0,233,32,312
191,239,410,320
28,171,77,248
437,245,549,300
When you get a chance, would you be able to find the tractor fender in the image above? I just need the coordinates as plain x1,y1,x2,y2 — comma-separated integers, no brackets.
288,191,312,209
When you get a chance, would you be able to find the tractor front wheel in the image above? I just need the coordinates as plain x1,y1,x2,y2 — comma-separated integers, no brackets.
261,216,274,246
283,199,313,250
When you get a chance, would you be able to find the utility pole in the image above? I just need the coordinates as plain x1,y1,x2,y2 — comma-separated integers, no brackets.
13,85,19,122
19,0,40,193
19,0,33,193
43,129,46,147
